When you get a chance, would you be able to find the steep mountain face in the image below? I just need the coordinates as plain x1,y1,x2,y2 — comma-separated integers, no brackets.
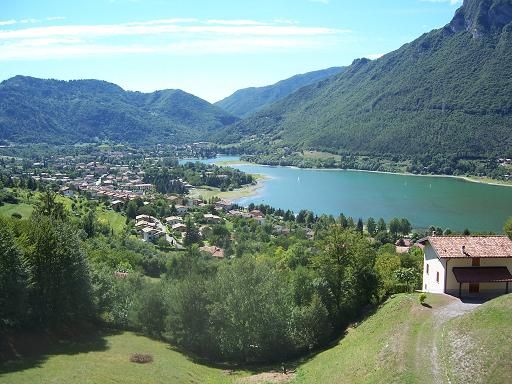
0,76,237,145
215,67,344,118
220,0,512,158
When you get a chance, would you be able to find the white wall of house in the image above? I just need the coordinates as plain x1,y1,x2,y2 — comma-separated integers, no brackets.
422,244,446,293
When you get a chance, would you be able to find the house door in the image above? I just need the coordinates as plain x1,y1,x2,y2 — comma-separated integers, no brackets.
469,283,480,293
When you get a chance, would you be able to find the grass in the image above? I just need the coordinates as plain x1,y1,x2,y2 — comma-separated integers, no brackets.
0,194,126,234
439,294,512,384
188,178,265,201
0,203,34,219
293,293,452,384
97,208,126,235
0,331,247,384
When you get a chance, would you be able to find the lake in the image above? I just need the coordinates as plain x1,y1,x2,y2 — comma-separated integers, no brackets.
180,156,512,233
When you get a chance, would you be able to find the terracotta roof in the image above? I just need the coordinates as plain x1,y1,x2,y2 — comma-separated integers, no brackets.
200,245,225,258
418,236,512,258
452,267,512,283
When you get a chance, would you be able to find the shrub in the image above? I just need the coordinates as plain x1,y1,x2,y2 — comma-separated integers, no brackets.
419,293,427,304
129,353,153,364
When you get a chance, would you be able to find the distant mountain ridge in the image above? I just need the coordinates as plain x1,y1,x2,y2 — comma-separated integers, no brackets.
218,0,512,159
215,67,344,118
0,76,237,145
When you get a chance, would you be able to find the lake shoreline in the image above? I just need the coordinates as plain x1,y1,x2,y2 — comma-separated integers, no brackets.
218,159,512,189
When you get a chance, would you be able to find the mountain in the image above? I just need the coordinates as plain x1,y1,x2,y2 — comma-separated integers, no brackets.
0,76,237,145
219,0,512,159
215,67,344,118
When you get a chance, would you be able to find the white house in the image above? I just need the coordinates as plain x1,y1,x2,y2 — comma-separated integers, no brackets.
174,205,189,216
165,216,183,225
419,236,512,297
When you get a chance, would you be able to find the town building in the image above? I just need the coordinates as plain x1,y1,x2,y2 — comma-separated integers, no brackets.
419,236,512,297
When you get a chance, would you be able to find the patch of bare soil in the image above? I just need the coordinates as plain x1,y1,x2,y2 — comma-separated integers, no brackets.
237,371,295,383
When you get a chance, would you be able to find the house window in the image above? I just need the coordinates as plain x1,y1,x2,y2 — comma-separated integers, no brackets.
472,257,480,266
436,271,439,283
426,264,429,274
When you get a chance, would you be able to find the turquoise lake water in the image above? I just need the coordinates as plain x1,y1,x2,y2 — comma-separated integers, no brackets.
180,156,512,232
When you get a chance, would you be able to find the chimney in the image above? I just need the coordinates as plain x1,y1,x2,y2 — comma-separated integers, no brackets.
432,230,436,237
461,245,466,255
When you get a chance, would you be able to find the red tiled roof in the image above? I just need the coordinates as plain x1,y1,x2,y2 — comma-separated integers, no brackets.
200,245,225,258
452,267,512,283
418,236,512,258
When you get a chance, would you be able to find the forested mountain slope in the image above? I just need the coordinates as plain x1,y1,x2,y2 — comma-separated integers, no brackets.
0,76,238,144
215,67,343,118
219,0,512,159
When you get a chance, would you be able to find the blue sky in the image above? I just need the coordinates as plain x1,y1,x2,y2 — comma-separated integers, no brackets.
0,0,462,102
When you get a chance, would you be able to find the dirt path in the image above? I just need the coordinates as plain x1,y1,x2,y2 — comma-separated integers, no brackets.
429,296,482,384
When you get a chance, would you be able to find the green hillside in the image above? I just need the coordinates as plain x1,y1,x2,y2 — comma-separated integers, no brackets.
215,67,343,118
219,0,512,159
3,294,510,383
440,294,512,384
0,76,237,145
294,293,512,384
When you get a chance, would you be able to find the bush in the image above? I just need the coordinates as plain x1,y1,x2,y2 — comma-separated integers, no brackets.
129,353,153,364
419,293,427,304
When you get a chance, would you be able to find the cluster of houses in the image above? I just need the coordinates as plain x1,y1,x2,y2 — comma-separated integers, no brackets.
135,214,168,243
227,208,266,224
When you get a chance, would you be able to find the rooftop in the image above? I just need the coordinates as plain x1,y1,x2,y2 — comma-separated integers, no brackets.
419,236,512,258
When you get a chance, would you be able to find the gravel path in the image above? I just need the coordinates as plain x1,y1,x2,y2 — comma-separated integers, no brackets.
430,296,483,384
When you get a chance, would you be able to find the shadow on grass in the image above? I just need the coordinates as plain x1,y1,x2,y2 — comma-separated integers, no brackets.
421,303,433,308
0,326,122,376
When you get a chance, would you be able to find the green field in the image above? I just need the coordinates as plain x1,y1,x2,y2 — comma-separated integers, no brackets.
0,332,248,384
0,203,34,219
0,196,126,234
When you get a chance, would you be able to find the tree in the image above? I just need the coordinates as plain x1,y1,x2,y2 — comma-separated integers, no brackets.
389,218,401,237
183,218,200,247
82,209,97,238
313,226,377,327
290,293,332,351
367,217,377,236
23,215,92,326
504,217,512,240
129,283,166,337
394,267,419,293
126,200,137,220
339,213,348,228
207,258,292,362
399,218,412,236
34,189,66,220
165,276,212,355
377,218,387,232
356,218,364,233
0,220,27,325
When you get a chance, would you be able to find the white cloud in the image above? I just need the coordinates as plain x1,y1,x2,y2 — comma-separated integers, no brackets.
207,19,267,26
366,53,384,60
0,22,344,41
0,19,17,26
0,18,349,61
420,0,462,5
